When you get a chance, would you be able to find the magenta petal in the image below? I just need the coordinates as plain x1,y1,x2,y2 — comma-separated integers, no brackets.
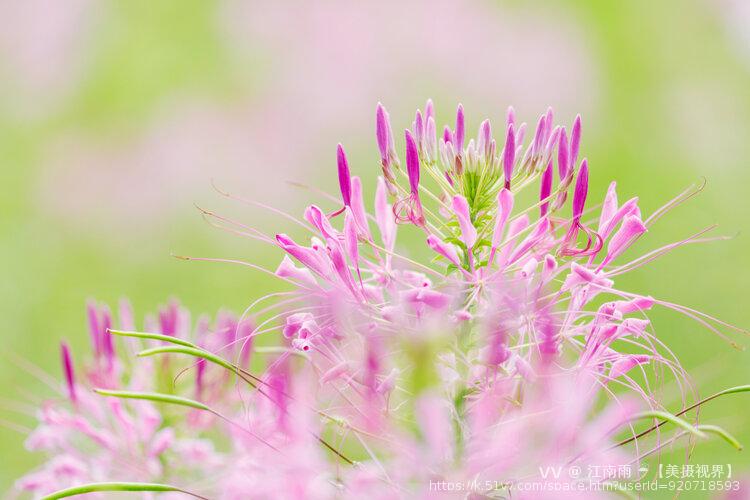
86,300,100,357
344,209,361,272
337,144,352,207
572,159,589,222
60,342,76,402
304,205,338,240
451,195,477,248
507,217,550,266
502,124,515,189
350,176,371,238
491,188,514,249
532,113,547,156
609,354,651,379
539,160,553,217
425,98,435,123
600,215,647,268
506,105,515,126
598,182,619,233
443,125,452,145
375,177,396,251
426,234,461,267
401,287,451,310
613,296,655,315
557,127,569,181
376,103,390,163
600,197,640,240
455,103,465,152
275,255,317,287
276,233,329,277
570,114,582,168
405,129,420,194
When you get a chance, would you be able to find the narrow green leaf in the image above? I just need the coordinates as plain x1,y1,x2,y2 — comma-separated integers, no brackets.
108,328,197,348
40,482,206,500
615,384,750,447
94,389,210,412
138,345,235,372
716,385,750,397
696,425,744,451
631,411,707,439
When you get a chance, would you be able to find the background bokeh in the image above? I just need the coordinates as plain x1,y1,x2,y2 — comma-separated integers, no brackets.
1,0,749,496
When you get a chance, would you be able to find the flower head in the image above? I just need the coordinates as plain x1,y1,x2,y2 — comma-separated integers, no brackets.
19,100,748,499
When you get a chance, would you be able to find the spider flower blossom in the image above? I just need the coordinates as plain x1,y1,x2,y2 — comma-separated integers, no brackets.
16,300,254,498
16,101,748,499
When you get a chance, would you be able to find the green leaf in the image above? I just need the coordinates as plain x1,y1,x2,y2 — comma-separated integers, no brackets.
40,482,206,500
695,425,743,451
631,411,707,439
94,389,211,412
138,345,235,372
108,328,197,348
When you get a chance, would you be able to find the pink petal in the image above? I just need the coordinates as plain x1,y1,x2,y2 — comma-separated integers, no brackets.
426,234,461,267
451,195,477,248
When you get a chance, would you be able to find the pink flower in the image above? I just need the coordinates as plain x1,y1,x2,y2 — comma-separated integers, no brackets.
21,100,746,499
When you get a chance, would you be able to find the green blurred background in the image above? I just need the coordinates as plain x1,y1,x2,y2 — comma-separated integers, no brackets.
1,0,749,496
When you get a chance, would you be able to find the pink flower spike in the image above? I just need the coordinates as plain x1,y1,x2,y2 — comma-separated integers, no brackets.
506,105,515,126
276,233,328,277
413,109,424,149
532,114,547,156
491,188,514,250
148,428,175,458
599,215,647,269
344,209,363,286
613,296,655,315
350,176,371,238
337,144,352,207
570,114,582,168
327,238,360,298
452,195,477,248
101,306,114,369
405,129,420,194
425,98,435,123
539,160,553,217
544,106,554,134
609,354,651,379
599,182,619,232
478,119,492,158
557,127,569,180
600,197,640,241
375,103,390,165
275,255,317,287
507,217,551,266
401,287,452,311
426,235,462,267
118,299,134,331
375,177,396,251
60,342,76,403
304,205,338,240
425,116,437,161
455,104,465,153
572,159,589,222
502,124,515,189
86,300,100,357
443,125,452,145
321,361,351,384
516,122,526,147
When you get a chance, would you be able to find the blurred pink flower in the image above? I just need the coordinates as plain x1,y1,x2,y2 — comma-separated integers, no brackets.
35,0,599,234
0,0,96,117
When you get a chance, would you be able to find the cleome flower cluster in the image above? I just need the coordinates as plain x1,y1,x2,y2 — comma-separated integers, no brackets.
15,101,748,499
